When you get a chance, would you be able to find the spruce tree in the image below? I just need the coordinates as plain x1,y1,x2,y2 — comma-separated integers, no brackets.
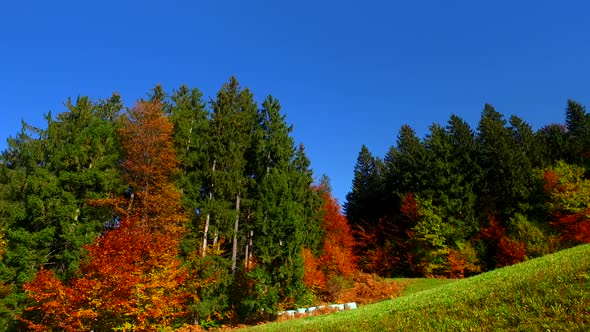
0,97,122,328
167,85,211,256
237,97,321,319
209,77,258,272
475,104,532,219
344,145,385,228
565,100,590,166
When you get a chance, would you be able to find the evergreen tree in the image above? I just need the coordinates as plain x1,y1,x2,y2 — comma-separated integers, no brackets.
166,85,211,255
0,97,122,328
384,124,428,199
208,77,258,272
536,123,569,166
565,100,590,166
239,97,321,319
509,115,540,168
476,104,529,218
444,115,479,235
344,145,385,228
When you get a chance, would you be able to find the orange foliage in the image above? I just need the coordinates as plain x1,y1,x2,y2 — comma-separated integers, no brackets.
495,236,527,267
303,190,358,297
23,101,195,330
92,100,186,235
543,169,560,192
334,273,403,305
552,211,590,243
479,216,527,268
317,191,357,279
447,246,481,278
400,193,421,222
302,248,326,294
23,217,190,330
359,243,401,276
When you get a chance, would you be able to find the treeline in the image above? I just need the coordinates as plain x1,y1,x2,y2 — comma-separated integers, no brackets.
0,77,356,330
1,77,589,329
345,101,590,278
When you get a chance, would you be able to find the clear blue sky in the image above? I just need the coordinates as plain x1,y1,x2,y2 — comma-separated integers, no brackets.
1,1,589,205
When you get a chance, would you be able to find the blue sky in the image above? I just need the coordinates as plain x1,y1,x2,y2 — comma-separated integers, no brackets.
1,1,589,205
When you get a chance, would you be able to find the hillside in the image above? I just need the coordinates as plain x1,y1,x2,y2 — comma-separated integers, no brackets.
245,244,590,331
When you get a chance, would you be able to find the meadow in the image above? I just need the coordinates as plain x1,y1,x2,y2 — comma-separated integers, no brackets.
244,244,590,331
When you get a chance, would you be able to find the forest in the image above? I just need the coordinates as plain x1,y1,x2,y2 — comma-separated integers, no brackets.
0,77,588,330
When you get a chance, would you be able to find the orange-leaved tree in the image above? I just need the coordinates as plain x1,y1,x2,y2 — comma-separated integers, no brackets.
23,101,196,331
303,185,357,296
318,190,357,279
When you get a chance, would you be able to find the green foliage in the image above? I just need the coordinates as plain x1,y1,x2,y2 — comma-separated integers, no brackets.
345,145,385,228
544,161,590,214
408,196,451,277
506,213,556,258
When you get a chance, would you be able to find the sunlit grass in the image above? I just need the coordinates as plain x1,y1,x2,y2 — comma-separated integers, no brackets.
242,244,590,331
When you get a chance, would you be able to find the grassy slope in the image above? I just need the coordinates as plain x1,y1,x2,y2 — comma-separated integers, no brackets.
244,244,590,331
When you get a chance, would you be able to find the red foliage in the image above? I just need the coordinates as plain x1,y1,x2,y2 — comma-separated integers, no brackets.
353,214,407,276
400,193,421,222
480,216,505,241
552,210,590,243
479,216,527,268
495,236,527,267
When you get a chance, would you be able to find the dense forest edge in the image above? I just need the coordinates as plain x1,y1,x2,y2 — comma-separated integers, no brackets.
0,77,588,330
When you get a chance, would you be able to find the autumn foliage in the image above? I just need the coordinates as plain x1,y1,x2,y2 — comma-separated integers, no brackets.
93,100,186,234
22,101,194,330
543,163,590,244
302,189,358,298
318,191,357,279
480,217,527,268
23,217,189,330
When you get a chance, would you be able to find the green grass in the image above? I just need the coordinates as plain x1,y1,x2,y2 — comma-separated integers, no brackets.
243,244,590,331
392,277,458,296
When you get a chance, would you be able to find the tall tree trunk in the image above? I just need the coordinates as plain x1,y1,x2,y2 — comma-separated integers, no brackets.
244,231,250,270
201,160,216,257
244,230,254,271
231,192,241,272
248,230,253,269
